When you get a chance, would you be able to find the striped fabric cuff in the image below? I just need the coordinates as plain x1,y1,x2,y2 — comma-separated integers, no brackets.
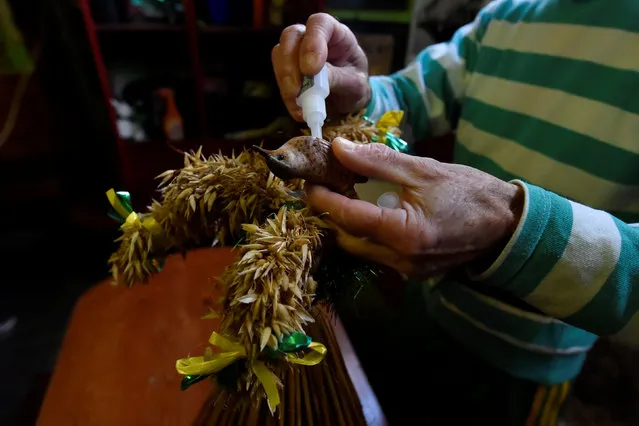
470,180,554,291
364,77,385,122
365,76,404,123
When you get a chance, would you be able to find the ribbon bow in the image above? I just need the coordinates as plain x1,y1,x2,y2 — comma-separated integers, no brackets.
106,188,164,271
106,188,162,234
364,110,409,152
176,331,327,414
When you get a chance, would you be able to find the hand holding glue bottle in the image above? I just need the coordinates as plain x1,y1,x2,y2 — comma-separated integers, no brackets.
297,64,403,212
296,64,329,139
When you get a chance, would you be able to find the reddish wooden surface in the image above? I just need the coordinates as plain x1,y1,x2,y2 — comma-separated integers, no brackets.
36,248,236,426
37,247,385,426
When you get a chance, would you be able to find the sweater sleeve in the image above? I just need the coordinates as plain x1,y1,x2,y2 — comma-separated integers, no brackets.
364,1,499,141
473,180,639,349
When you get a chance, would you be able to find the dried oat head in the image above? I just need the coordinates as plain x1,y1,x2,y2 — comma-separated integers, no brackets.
220,206,328,353
108,215,158,286
109,147,303,286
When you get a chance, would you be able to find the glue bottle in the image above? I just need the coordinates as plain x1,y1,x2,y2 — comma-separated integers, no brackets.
296,64,329,139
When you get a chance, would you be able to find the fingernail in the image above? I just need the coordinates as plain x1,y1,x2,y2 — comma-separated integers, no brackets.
302,52,319,72
334,137,356,151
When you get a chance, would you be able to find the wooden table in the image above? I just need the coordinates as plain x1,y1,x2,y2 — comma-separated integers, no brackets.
36,248,386,426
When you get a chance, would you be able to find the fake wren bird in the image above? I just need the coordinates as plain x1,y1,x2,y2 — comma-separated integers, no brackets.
253,136,367,199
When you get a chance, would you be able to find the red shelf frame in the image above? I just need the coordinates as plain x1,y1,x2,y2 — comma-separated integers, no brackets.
79,0,132,186
182,0,207,139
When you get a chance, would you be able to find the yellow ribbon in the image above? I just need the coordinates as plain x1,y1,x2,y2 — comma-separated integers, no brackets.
106,188,162,235
283,341,327,366
176,332,327,413
376,110,404,138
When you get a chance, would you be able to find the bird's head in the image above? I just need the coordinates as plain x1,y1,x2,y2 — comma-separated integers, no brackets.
252,145,306,181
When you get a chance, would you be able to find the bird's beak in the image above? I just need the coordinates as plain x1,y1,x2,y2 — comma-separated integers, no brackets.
251,146,274,159
251,146,294,180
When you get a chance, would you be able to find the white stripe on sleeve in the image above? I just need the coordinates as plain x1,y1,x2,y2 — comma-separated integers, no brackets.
524,202,622,318
467,73,639,155
484,20,639,73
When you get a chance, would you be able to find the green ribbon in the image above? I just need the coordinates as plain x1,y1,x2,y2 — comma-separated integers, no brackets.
181,332,317,391
363,115,409,153
384,133,408,152
180,374,209,390
107,190,133,224
278,332,312,353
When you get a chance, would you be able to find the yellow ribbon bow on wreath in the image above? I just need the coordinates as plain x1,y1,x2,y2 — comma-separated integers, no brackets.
106,188,165,272
176,332,327,414
106,188,162,235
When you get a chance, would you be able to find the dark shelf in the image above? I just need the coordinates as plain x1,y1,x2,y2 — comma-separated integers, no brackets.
95,22,282,36
197,24,283,34
80,0,322,194
96,23,186,32
125,137,278,156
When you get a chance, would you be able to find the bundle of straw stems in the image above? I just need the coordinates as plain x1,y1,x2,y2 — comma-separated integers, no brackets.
193,307,367,426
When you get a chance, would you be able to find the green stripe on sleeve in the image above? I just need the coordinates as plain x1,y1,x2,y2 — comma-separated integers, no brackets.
492,0,639,33
454,142,518,182
390,74,431,140
487,0,539,24
410,47,461,125
437,284,595,350
462,98,639,185
474,182,553,287
475,47,639,116
473,1,501,42
610,211,639,224
364,80,378,119
451,23,480,74
366,77,404,120
503,191,573,297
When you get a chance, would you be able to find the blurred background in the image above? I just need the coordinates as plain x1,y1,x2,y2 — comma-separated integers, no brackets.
3,0,635,425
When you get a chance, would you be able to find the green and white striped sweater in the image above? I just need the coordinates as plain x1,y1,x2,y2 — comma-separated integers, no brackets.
365,0,639,384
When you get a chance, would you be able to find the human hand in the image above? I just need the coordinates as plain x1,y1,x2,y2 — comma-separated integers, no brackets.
305,138,525,279
272,13,370,121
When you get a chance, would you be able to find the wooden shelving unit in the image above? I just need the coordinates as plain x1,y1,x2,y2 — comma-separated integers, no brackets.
78,0,323,200
77,0,415,205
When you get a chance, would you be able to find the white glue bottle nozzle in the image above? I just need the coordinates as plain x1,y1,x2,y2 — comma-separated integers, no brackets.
296,64,329,139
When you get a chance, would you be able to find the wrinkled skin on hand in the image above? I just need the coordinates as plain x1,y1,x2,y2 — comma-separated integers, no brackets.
305,138,525,279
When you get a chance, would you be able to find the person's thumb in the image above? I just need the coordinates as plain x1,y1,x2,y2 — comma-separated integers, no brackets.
332,137,417,184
